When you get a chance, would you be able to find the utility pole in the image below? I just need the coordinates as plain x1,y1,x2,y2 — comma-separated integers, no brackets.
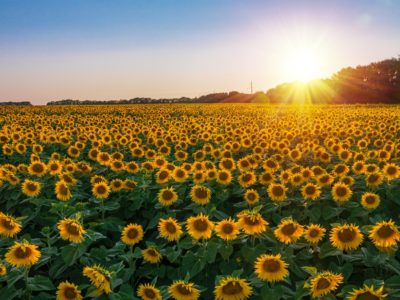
250,81,253,94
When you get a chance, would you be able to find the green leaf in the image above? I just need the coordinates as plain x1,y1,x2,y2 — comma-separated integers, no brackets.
28,275,55,291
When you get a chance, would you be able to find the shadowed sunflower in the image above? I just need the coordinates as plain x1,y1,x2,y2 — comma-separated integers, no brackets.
330,224,363,251
0,264,6,276
238,172,257,188
361,192,380,210
121,223,144,246
5,241,41,267
214,277,252,300
57,218,86,243
274,219,304,244
137,283,162,300
267,183,287,202
158,217,183,241
304,224,326,245
365,173,384,188
83,265,111,295
237,211,268,235
142,247,162,264
307,271,343,298
244,189,260,205
56,281,83,300
186,214,214,240
215,218,240,241
158,187,178,206
254,253,288,282
55,180,72,201
301,183,321,201
190,185,211,205
331,183,352,204
0,212,22,237
369,220,400,250
110,179,124,192
21,179,41,197
347,285,387,300
383,163,399,180
169,280,200,300
48,160,62,175
317,174,334,187
92,182,110,199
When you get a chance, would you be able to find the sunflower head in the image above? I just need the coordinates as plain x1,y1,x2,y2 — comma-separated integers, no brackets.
331,183,352,204
301,183,321,201
214,277,252,300
168,280,200,300
0,212,22,237
304,224,326,245
142,247,162,264
92,182,110,199
186,214,214,240
274,219,304,244
158,217,183,242
190,185,211,205
121,223,144,246
347,284,387,300
237,211,268,235
307,271,344,298
56,281,83,300
330,224,363,251
215,218,240,241
21,179,41,197
267,183,288,202
158,187,178,206
5,241,41,268
361,192,381,210
83,265,112,295
57,218,86,243
254,253,289,282
369,220,400,250
137,283,162,300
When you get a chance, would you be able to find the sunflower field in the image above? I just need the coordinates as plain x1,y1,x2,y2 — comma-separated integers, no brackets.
0,104,399,300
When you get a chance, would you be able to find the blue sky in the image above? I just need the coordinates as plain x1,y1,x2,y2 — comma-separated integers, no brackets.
1,0,399,104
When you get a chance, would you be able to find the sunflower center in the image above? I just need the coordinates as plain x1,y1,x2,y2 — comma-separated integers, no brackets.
222,224,234,234
368,174,379,183
127,228,138,239
176,284,192,295
305,186,316,195
365,196,376,204
96,185,107,194
355,292,380,300
377,225,394,239
1,218,15,230
15,246,32,259
223,161,233,169
263,260,281,273
64,287,77,299
335,187,348,197
175,170,185,178
222,281,243,295
166,222,177,233
159,171,168,180
67,223,80,235
316,278,331,290
242,174,252,182
266,161,276,168
194,188,208,199
59,184,69,195
247,193,256,201
219,173,228,180
338,228,356,242
27,183,38,192
147,249,158,257
144,288,156,298
309,229,319,238
32,163,44,173
193,219,208,232
281,223,296,236
272,186,284,196
244,216,260,226
162,190,174,201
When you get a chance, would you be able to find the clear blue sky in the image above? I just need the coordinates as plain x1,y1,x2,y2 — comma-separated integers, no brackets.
1,0,399,104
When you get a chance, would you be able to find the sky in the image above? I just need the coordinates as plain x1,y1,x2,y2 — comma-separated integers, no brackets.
0,0,399,104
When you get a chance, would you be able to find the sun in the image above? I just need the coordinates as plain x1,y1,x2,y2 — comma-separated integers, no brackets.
285,46,321,83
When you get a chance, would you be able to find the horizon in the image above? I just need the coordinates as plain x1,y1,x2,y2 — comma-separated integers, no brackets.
1,0,400,104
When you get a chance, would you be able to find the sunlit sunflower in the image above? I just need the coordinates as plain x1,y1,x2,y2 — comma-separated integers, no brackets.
21,179,41,197
172,167,189,183
259,171,275,185
5,241,41,267
137,283,162,300
317,174,334,187
331,183,352,204
158,187,178,206
238,172,257,188
214,277,252,300
304,224,326,245
360,192,380,210
301,183,321,201
254,253,289,282
186,214,214,240
365,173,384,188
121,223,144,245
48,160,63,175
110,179,124,192
369,220,400,250
158,217,183,241
83,265,112,295
56,281,83,300
274,219,304,244
347,285,387,300
55,180,72,201
219,158,236,171
142,247,162,264
243,189,260,205
237,211,268,235
267,183,288,202
57,218,86,243
0,212,22,237
169,280,200,300
28,161,47,177
156,169,171,184
382,163,399,180
190,185,211,205
216,170,233,185
215,218,240,241
92,182,110,199
308,271,343,298
330,224,363,251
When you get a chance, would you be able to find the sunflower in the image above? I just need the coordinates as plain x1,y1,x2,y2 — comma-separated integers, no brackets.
243,189,260,205
169,280,200,300
216,170,232,185
0,264,6,276
214,277,252,300
83,265,112,295
142,247,162,264
317,174,334,187
237,211,268,235
331,183,352,204
274,219,304,244
259,171,275,185
57,218,86,243
215,218,240,241
5,241,41,267
186,214,214,240
190,185,211,205
55,180,72,201
267,183,287,202
330,224,363,251
304,224,326,245
219,158,236,171
308,271,343,298
156,169,171,184
383,163,399,180
172,167,189,183
137,283,162,300
369,220,400,250
48,160,63,175
347,285,387,300
28,161,47,177
158,217,183,241
121,223,144,245
301,183,321,201
123,179,137,190
21,179,41,197
56,281,83,300
360,192,380,210
92,182,110,199
0,212,22,237
238,172,257,188
254,253,289,282
110,179,124,192
365,173,384,188
158,187,178,206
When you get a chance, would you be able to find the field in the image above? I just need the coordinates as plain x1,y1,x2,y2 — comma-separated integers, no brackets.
0,104,399,300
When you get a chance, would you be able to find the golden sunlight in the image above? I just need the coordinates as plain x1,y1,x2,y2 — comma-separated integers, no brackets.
284,46,321,83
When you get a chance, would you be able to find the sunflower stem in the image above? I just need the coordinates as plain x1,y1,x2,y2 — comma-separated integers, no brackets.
24,267,31,300
101,200,105,220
